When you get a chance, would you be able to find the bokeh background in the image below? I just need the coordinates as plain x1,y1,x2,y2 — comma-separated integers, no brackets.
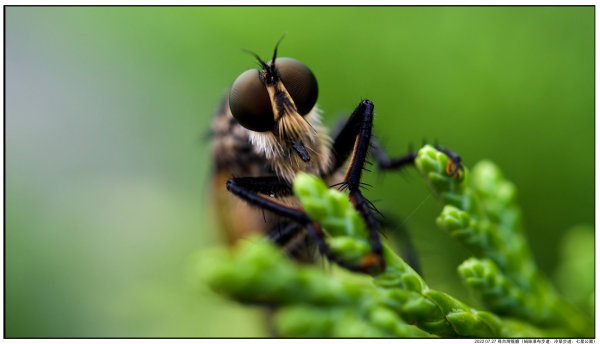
6,6,594,337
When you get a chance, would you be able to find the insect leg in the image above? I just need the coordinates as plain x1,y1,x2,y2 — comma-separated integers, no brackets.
329,100,386,270
226,176,295,197
329,100,463,273
369,138,417,171
370,138,464,179
226,176,376,272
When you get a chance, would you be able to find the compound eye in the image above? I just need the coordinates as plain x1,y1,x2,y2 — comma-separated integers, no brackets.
229,69,275,132
276,58,318,116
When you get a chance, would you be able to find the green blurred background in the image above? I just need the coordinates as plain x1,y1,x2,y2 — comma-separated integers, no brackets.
6,6,593,337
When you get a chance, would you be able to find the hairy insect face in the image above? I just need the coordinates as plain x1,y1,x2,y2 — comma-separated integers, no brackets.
229,58,317,132
228,57,331,183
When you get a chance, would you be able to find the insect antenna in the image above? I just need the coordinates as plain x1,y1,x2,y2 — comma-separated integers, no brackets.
241,49,269,70
271,33,286,64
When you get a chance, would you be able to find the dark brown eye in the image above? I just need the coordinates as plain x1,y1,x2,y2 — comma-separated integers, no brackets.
229,69,275,132
276,58,318,116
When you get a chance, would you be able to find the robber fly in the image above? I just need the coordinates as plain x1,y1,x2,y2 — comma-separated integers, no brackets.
211,39,463,273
